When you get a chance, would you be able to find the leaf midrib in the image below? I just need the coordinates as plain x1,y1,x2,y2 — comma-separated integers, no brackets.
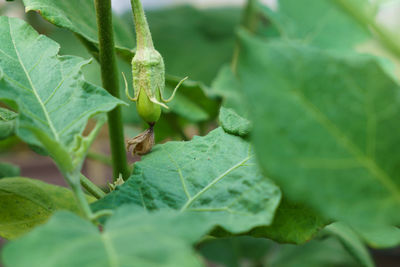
292,88,400,202
180,154,252,211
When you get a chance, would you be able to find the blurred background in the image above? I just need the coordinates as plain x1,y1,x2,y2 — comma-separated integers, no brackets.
1,0,400,266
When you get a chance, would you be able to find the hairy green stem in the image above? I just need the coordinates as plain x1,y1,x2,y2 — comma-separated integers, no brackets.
80,174,106,199
130,0,154,50
94,0,130,181
65,172,93,219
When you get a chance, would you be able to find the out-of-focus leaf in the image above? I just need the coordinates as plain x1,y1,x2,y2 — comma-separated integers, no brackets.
163,77,219,123
238,31,400,231
211,65,247,118
93,127,281,234
145,6,241,85
258,0,370,51
264,237,363,267
198,235,362,267
325,222,374,267
22,0,135,57
0,162,20,178
0,17,124,170
249,199,327,245
0,177,94,240
355,225,400,249
0,107,16,140
198,236,272,267
2,206,210,267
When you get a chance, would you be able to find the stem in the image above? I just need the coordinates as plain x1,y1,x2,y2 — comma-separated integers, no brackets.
80,174,106,199
130,0,154,50
334,0,400,60
91,209,114,221
94,0,130,181
65,172,93,219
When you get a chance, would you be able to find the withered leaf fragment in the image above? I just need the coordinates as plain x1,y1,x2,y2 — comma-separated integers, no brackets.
126,127,154,156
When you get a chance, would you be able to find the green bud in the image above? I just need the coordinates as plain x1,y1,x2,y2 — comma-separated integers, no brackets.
125,0,188,125
132,47,165,124
136,83,161,124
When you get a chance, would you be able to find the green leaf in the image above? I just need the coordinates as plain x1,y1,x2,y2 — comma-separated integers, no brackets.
2,207,209,267
264,237,364,267
0,177,95,240
355,225,400,249
0,162,20,178
211,65,248,117
93,127,281,233
145,6,241,85
238,31,400,230
258,0,370,51
0,17,124,171
25,2,240,86
0,107,16,140
325,222,374,267
219,107,252,137
249,199,327,244
198,235,363,267
22,0,135,58
47,23,219,125
198,236,272,266
163,77,219,123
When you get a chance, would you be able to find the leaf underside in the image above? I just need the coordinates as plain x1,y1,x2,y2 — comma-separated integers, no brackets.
0,177,94,240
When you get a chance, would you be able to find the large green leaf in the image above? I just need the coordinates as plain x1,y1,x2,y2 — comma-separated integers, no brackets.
238,31,400,230
0,177,95,240
93,127,281,233
0,17,124,170
258,0,370,50
0,107,16,140
2,207,210,267
22,0,135,58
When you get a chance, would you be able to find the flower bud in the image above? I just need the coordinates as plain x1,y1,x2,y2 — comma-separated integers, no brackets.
125,0,188,125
